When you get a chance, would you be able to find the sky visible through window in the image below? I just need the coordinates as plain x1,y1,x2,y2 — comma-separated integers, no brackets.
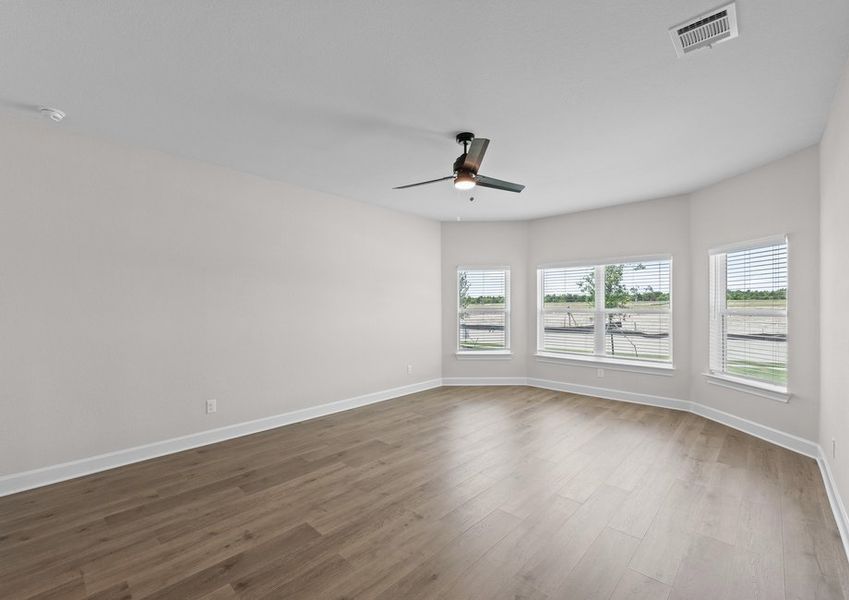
541,260,670,297
726,243,787,301
464,270,506,299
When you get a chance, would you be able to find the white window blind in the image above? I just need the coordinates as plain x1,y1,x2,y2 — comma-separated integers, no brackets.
458,268,510,352
538,258,672,363
540,265,596,355
710,238,788,390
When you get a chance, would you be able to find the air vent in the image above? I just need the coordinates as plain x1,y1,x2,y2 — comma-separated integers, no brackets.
669,3,738,57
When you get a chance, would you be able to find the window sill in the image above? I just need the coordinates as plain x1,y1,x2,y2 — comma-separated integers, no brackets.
703,372,791,403
533,353,675,376
455,351,513,360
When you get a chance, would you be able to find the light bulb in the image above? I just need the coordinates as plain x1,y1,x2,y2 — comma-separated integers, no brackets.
454,171,476,190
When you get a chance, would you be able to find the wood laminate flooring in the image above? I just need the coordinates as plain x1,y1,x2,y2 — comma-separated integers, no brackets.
1,386,848,599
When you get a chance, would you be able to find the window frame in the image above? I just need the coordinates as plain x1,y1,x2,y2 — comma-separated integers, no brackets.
707,235,790,400
535,254,674,369
456,266,511,355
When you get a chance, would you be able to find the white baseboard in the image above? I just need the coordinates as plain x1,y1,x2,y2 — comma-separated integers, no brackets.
527,378,691,412
689,402,818,458
0,378,442,498
442,376,528,386
448,376,820,458
817,449,849,563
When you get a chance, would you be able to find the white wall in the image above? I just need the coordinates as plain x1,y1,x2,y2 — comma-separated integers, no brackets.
0,113,442,475
820,57,849,507
690,147,821,440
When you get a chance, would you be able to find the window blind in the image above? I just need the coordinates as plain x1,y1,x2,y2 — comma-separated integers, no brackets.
458,268,510,351
540,265,596,355
603,260,672,362
710,239,788,389
538,258,672,363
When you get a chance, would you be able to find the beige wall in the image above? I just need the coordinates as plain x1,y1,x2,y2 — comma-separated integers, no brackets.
689,147,821,440
441,196,690,401
441,221,529,379
526,197,692,401
820,57,849,506
0,113,442,475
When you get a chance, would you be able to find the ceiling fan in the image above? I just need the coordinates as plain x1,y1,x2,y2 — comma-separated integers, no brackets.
393,132,525,193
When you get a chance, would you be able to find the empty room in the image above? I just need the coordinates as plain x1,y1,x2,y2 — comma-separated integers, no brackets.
2,1,849,599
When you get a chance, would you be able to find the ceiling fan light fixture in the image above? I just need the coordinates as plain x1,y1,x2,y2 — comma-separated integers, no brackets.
454,171,476,190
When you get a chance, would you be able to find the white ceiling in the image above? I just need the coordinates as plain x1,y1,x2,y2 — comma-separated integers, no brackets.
1,1,848,221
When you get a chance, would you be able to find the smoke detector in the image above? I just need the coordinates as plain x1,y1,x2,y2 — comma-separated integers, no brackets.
669,2,739,57
39,107,66,122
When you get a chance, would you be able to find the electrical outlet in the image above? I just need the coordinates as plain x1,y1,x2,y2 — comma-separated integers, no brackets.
206,399,217,414
406,364,413,375
596,368,604,378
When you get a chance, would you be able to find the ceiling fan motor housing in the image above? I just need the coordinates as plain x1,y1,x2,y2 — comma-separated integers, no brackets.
453,156,474,175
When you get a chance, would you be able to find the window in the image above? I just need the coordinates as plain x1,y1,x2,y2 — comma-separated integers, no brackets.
457,268,510,352
537,258,672,364
709,238,788,391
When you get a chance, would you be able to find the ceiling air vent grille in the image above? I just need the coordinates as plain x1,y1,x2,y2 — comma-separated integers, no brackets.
669,3,738,57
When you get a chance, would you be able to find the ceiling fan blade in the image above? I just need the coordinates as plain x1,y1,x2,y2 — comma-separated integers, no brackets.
462,138,490,172
476,175,525,193
393,176,453,190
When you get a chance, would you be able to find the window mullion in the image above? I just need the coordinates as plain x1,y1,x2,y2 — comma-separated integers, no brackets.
537,270,544,353
718,254,728,373
594,265,605,356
